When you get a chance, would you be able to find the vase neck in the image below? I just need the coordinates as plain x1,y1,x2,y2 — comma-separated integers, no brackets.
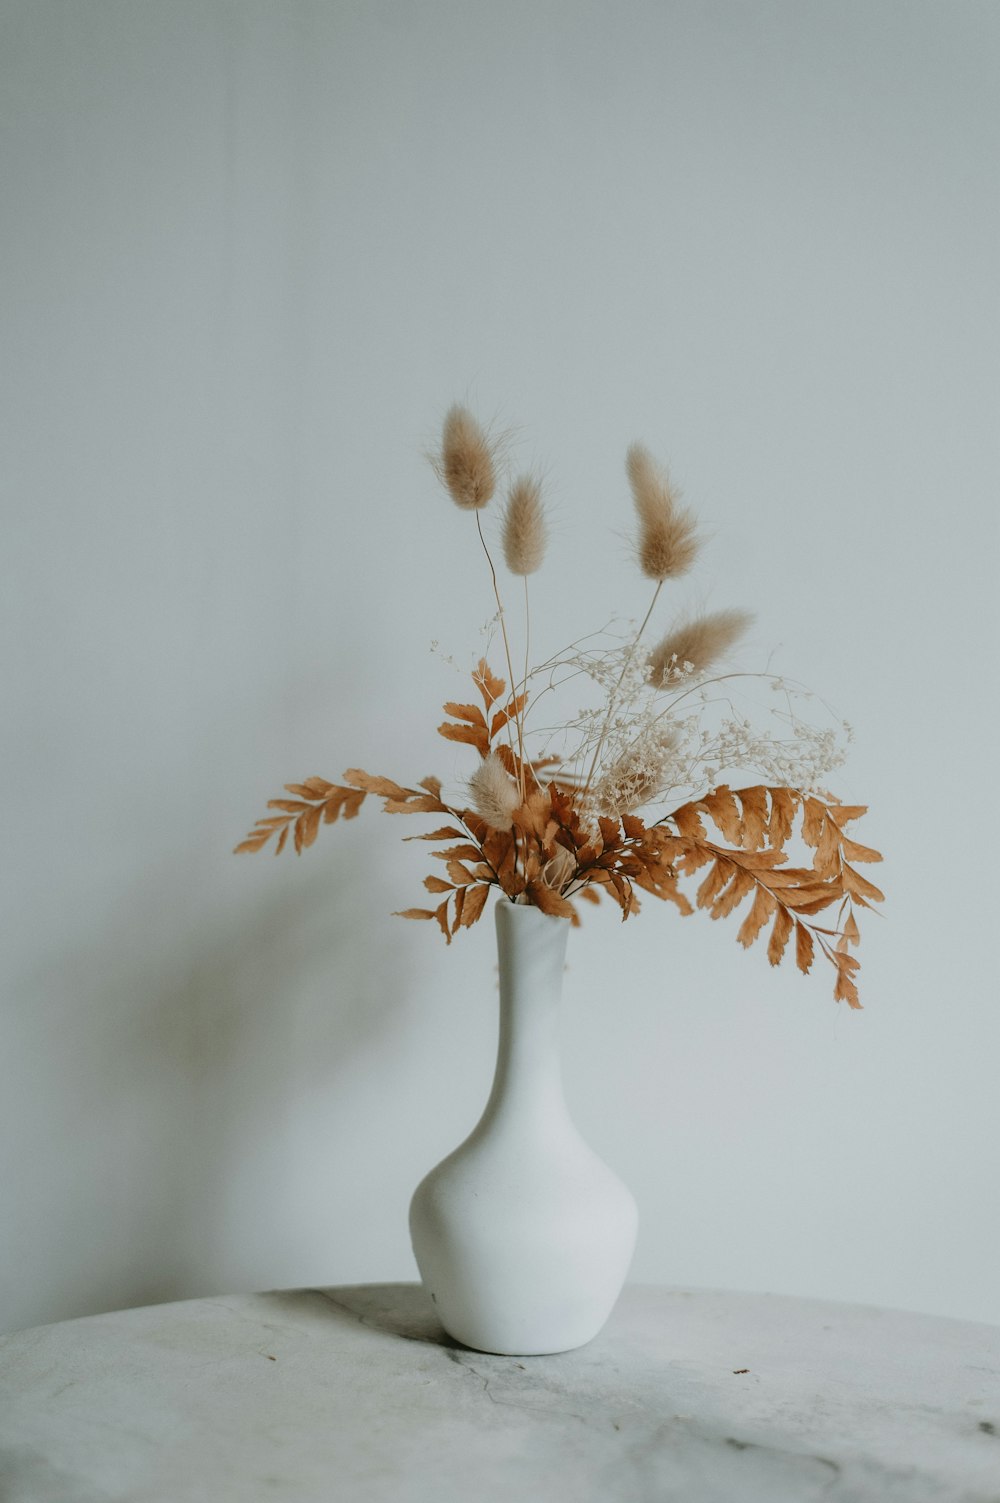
479,901,572,1135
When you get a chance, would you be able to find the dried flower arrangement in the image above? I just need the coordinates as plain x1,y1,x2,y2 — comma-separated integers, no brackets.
237,406,883,1007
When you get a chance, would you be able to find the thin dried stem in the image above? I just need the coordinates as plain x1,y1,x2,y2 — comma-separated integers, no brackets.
476,513,528,806
581,579,663,799
520,575,537,792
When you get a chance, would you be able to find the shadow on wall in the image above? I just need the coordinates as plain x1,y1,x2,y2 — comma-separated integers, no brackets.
2,845,418,1333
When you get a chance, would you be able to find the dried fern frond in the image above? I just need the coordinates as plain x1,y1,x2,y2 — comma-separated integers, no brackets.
434,405,498,510
659,784,883,1007
648,609,755,687
502,475,547,574
626,443,699,580
234,779,366,856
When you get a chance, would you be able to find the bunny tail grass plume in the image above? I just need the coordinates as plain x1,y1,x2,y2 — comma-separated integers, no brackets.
502,475,547,574
467,752,521,831
626,442,699,580
648,609,755,688
435,404,498,510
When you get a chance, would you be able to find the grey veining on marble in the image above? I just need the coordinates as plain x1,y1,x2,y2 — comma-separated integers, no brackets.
1,1284,998,1502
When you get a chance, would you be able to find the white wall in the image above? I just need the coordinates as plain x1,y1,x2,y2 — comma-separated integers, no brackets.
3,0,998,1335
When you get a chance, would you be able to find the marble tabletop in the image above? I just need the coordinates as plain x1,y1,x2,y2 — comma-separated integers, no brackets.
1,1283,998,1502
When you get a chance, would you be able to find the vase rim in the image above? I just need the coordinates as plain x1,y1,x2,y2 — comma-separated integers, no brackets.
495,897,571,927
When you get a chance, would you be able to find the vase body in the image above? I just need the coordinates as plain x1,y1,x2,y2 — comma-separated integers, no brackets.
409,901,638,1355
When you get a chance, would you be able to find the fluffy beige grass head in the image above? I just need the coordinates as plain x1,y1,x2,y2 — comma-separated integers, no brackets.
467,751,521,831
626,442,699,580
502,475,547,575
435,405,498,510
648,609,755,688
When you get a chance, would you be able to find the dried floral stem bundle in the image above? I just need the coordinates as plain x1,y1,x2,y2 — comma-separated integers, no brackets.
238,406,882,1006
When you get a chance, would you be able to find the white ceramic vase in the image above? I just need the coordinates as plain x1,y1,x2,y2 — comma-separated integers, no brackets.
409,899,638,1355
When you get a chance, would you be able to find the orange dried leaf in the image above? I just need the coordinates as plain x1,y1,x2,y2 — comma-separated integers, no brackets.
493,742,522,780
721,847,787,871
664,883,694,916
461,883,490,927
827,804,868,828
813,816,841,878
711,867,755,919
405,826,465,842
331,788,366,821
302,776,336,797
767,787,797,848
383,795,445,815
841,837,882,864
451,886,466,931
598,816,622,850
676,846,713,876
395,908,436,920
342,769,410,800
672,802,706,840
737,886,776,948
701,786,741,843
234,831,272,854
490,693,527,738
795,922,814,975
780,884,839,910
442,701,487,728
736,787,768,850
696,859,729,909
473,659,506,708
432,844,484,863
835,968,862,1008
842,864,885,904
792,895,841,916
423,874,454,894
437,721,489,753
767,907,793,966
298,804,322,850
801,797,826,848
526,881,576,918
766,866,822,886
841,910,861,947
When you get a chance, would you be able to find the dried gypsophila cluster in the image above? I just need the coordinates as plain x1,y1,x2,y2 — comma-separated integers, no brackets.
533,639,852,819
237,404,882,1006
